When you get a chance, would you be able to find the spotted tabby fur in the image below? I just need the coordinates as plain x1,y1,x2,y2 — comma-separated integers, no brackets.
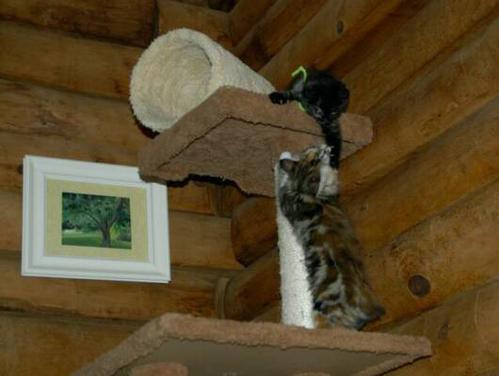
277,146,384,329
272,68,383,329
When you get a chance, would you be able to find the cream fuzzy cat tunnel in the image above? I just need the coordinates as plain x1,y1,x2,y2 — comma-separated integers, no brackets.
130,28,275,132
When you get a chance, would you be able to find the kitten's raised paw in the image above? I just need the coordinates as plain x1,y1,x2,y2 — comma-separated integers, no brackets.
269,92,288,105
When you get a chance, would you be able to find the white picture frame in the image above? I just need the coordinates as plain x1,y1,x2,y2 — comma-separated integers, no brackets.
22,155,170,283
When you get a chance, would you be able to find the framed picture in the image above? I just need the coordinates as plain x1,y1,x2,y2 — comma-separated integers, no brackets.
22,155,170,283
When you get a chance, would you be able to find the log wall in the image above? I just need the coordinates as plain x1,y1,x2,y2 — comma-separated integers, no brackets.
225,2,499,375
1,0,498,374
0,3,246,373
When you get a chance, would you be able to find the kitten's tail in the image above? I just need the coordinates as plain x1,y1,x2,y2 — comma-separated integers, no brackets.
318,118,342,169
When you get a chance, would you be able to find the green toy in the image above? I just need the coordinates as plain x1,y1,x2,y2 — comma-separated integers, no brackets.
291,66,307,112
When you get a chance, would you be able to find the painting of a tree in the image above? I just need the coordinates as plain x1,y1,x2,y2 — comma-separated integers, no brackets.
62,192,131,249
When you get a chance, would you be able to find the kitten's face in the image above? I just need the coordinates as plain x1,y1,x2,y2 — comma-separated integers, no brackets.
278,145,338,201
289,72,349,121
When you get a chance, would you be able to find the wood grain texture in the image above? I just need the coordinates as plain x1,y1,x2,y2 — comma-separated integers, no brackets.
231,197,276,266
0,0,155,47
259,0,402,89
158,0,232,49
0,79,148,155
0,252,228,320
387,281,499,375
221,177,499,323
0,190,241,270
346,95,499,252
235,0,327,70
252,301,280,323
169,211,240,269
340,0,499,114
340,17,499,196
366,178,499,327
0,311,139,376
330,0,431,78
223,251,280,320
228,0,277,44
0,78,243,217
0,21,141,99
220,184,247,217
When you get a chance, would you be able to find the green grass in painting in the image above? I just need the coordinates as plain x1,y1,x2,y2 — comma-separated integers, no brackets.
62,230,131,249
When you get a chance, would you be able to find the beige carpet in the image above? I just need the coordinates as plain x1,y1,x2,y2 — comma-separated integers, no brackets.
138,87,373,196
74,313,431,376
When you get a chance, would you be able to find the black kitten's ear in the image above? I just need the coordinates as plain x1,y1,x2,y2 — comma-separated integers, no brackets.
338,82,350,100
279,158,298,174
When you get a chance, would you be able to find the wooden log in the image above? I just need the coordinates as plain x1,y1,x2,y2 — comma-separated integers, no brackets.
223,251,280,320
169,211,240,269
0,311,139,376
0,251,230,320
221,177,499,323
259,0,402,89
158,0,232,49
387,280,499,375
0,131,139,172
0,162,236,218
338,0,499,114
228,0,277,45
220,184,247,217
234,0,327,70
0,0,155,47
340,17,499,196
0,190,241,270
330,0,431,78
252,301,280,323
231,197,276,266
366,178,499,326
346,95,499,252
0,79,239,216
0,79,148,155
0,21,141,99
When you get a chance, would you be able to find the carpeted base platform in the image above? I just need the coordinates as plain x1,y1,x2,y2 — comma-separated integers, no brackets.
138,87,373,196
74,314,431,376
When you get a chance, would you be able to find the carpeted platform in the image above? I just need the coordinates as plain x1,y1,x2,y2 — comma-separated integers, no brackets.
74,313,431,376
138,87,373,196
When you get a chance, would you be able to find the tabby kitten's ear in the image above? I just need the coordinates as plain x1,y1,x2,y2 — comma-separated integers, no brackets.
279,151,299,174
279,159,297,174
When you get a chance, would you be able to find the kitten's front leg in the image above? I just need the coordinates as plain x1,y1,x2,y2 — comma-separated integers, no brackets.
269,91,293,105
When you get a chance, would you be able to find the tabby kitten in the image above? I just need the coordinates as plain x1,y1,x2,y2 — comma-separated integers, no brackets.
269,68,349,168
277,145,384,329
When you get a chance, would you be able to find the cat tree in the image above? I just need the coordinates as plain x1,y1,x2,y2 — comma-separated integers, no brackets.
74,313,431,376
74,29,431,375
130,28,372,196
138,86,372,196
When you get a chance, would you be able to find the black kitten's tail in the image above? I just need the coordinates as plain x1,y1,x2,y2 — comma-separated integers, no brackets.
319,118,342,169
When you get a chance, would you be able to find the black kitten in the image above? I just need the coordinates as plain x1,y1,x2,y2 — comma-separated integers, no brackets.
269,69,349,169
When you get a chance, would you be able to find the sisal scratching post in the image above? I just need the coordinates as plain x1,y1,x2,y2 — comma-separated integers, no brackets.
275,157,315,328
130,28,274,132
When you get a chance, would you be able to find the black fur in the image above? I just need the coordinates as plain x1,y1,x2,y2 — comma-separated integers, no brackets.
269,69,349,169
